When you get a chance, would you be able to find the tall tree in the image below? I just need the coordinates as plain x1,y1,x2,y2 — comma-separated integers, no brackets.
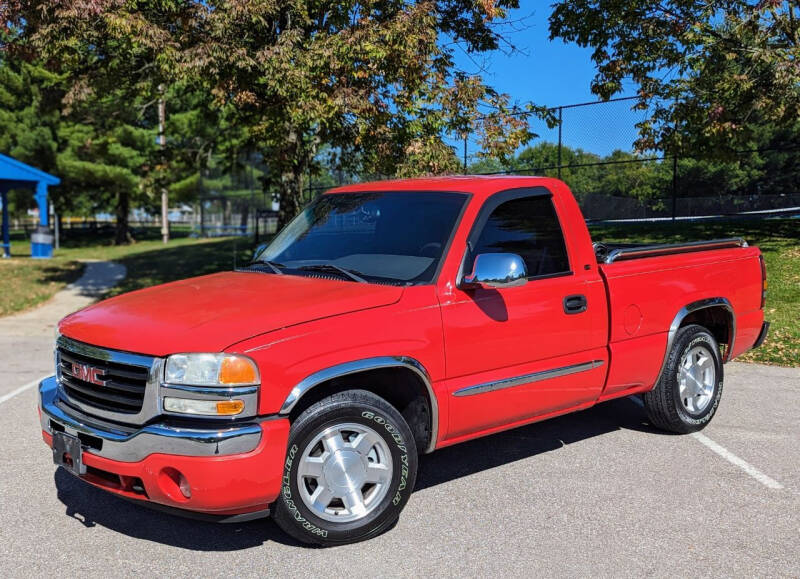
184,1,547,226
549,1,800,155
0,48,61,220
6,1,548,229
0,27,154,233
2,0,206,243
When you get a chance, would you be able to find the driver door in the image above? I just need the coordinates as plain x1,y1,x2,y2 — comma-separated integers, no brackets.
438,188,608,441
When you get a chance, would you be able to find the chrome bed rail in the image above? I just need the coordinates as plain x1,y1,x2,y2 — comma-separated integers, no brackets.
602,237,748,264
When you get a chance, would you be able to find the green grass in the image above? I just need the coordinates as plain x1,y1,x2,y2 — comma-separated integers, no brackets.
105,236,255,297
3,219,796,367
590,219,799,367
0,257,84,315
0,227,256,316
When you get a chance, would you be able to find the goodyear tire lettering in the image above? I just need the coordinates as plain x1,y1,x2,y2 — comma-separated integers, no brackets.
361,411,411,506
281,443,328,537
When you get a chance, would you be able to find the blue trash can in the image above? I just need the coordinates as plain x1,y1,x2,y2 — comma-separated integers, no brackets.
31,227,54,259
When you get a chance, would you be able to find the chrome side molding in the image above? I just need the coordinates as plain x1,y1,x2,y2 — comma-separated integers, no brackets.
279,356,439,454
453,360,606,398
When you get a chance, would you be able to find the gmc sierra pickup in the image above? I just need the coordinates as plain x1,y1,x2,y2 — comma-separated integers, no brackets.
39,176,769,545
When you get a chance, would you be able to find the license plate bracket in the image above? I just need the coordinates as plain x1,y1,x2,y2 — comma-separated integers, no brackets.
52,431,86,475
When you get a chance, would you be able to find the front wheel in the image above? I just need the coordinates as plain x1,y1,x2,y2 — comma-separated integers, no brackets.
272,389,418,546
643,324,724,433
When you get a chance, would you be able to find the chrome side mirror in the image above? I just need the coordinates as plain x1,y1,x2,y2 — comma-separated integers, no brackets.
460,253,528,290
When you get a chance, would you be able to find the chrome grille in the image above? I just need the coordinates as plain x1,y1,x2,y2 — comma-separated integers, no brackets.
55,337,157,421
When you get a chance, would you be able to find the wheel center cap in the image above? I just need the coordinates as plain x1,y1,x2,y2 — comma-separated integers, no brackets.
323,449,366,494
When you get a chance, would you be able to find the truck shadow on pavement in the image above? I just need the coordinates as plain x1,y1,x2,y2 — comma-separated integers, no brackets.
54,396,659,550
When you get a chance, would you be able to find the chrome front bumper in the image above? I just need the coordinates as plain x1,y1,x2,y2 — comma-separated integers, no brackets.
39,376,264,462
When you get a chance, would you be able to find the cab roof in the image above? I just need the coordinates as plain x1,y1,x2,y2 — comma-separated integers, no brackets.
326,175,563,202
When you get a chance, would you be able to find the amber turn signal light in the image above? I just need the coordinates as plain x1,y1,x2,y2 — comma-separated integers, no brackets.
219,356,258,385
216,400,245,415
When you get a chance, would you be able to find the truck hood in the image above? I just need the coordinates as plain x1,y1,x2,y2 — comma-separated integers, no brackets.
59,272,404,356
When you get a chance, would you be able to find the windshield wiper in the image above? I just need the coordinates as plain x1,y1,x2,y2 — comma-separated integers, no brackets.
299,263,368,284
252,259,284,274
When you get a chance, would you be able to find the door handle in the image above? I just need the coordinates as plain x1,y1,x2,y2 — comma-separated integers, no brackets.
563,294,588,314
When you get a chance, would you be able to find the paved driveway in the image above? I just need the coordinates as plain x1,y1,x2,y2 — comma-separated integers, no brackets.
0,261,125,396
0,272,796,576
1,361,797,577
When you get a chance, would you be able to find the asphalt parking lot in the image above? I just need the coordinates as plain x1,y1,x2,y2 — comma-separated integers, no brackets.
0,350,797,577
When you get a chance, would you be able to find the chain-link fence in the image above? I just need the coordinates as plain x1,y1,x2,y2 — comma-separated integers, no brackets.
192,154,350,239
461,96,800,221
177,96,800,232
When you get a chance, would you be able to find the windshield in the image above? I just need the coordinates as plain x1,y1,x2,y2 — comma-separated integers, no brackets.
256,191,468,284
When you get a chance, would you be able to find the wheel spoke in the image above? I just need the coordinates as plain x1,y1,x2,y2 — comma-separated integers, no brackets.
678,369,691,392
365,462,391,484
310,484,335,512
683,375,696,396
352,431,378,456
342,489,367,517
322,431,346,453
298,456,325,479
693,378,706,397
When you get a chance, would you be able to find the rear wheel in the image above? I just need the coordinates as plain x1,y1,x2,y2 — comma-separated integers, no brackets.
273,389,418,546
643,324,724,433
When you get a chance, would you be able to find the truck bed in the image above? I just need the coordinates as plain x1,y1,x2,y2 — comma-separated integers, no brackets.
595,243,764,401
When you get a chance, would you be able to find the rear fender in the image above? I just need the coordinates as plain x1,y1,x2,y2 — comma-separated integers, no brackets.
654,297,735,387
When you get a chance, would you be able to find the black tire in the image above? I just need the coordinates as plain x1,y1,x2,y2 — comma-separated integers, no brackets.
272,389,418,546
643,324,724,433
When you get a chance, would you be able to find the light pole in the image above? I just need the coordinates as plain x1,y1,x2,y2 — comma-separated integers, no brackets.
158,88,169,243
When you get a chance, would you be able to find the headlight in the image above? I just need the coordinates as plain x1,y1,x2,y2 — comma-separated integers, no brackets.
164,353,259,387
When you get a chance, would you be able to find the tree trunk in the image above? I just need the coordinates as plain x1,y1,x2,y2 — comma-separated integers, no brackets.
274,123,319,230
223,199,232,226
276,169,303,230
114,190,134,245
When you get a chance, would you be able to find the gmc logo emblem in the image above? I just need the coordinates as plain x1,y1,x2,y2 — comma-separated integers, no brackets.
71,363,107,386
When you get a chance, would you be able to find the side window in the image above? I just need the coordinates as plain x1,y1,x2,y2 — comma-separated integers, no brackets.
470,196,570,278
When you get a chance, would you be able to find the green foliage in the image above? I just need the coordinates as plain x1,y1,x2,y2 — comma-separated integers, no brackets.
177,0,546,224
0,54,61,218
4,1,545,228
160,84,253,205
549,1,800,155
471,126,800,202
2,0,796,234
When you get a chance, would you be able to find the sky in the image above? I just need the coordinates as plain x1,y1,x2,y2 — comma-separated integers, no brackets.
452,6,648,160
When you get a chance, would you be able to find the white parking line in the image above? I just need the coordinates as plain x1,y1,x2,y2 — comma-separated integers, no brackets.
690,432,784,489
0,376,48,406
627,395,784,490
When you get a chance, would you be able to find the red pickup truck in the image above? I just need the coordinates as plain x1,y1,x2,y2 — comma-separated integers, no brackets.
39,176,769,545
